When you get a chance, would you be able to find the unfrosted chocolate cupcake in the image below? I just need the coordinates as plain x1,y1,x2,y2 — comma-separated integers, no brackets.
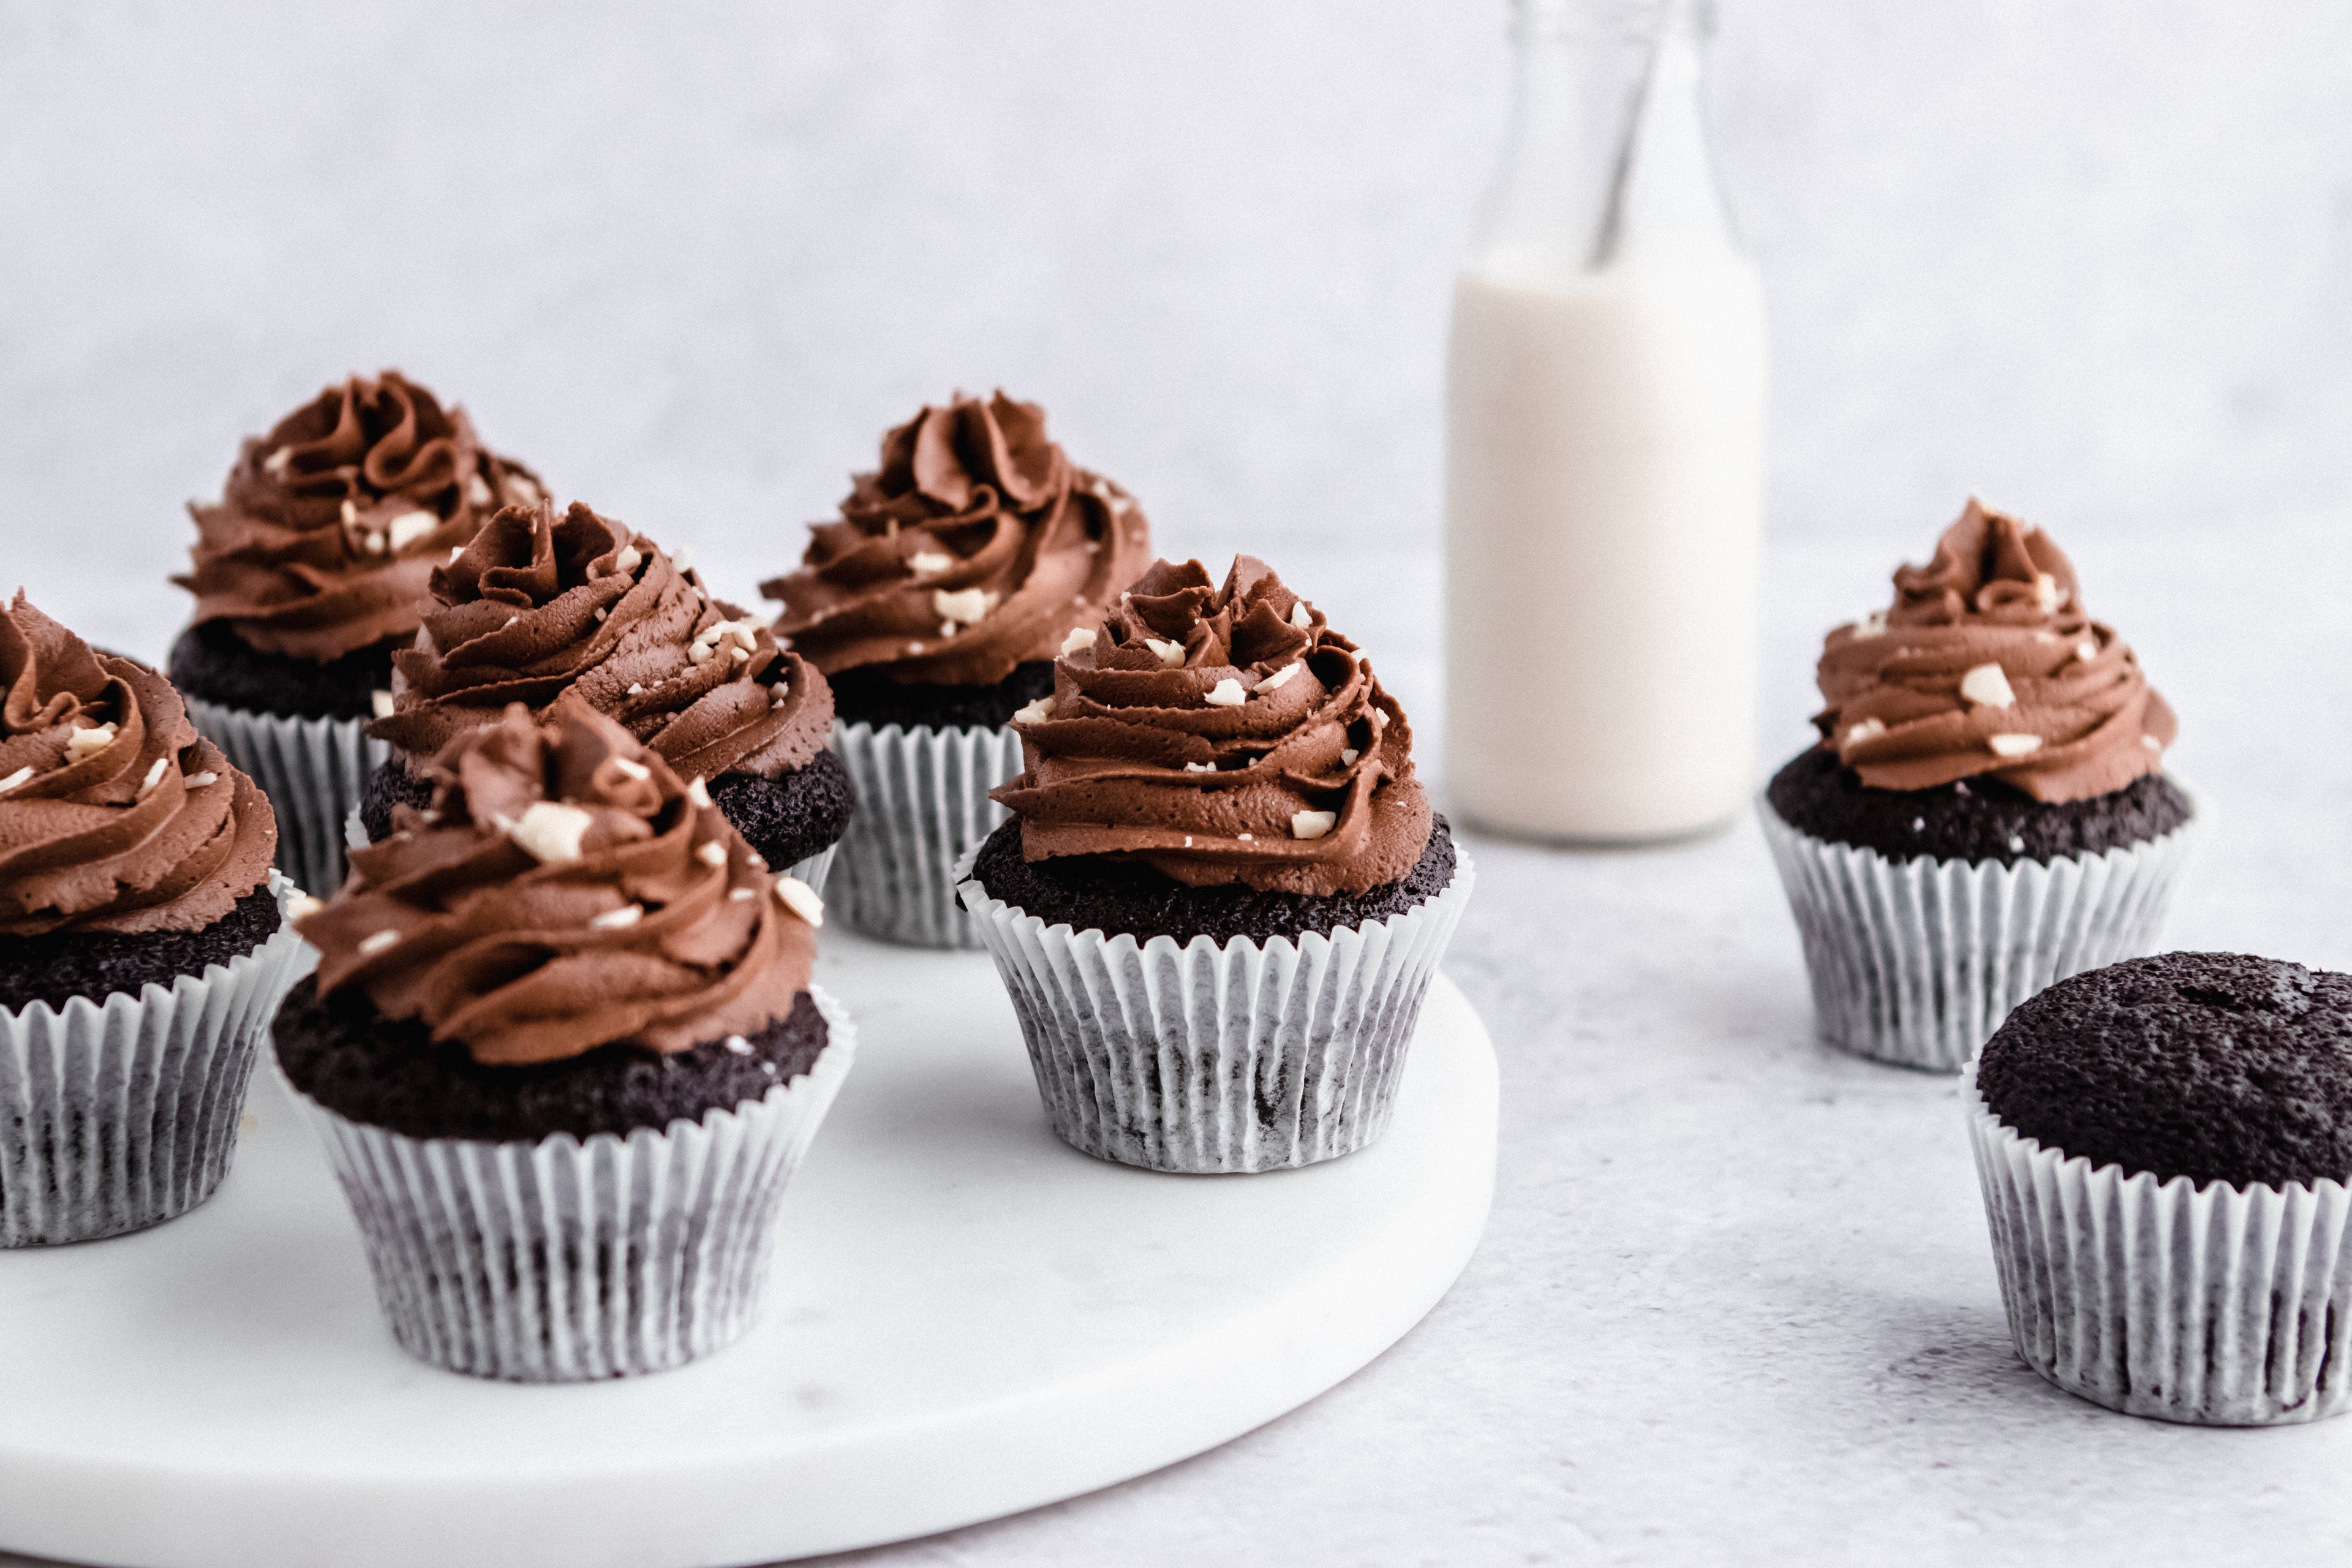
1760,499,2200,1071
761,391,1152,945
1,593,303,1245
358,499,851,891
1967,952,2352,1425
278,703,853,1380
956,556,1473,1173
168,370,541,897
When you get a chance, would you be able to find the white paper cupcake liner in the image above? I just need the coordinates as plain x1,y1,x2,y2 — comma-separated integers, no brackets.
831,720,1025,949
1965,1068,2352,1425
277,986,856,1382
1758,795,2200,1072
0,872,307,1247
186,696,388,900
957,848,1475,1174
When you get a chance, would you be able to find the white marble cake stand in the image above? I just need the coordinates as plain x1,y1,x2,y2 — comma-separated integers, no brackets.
0,929,1496,1568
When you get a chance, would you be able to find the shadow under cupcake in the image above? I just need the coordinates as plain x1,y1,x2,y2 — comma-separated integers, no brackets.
1760,499,2200,1072
957,556,1472,1174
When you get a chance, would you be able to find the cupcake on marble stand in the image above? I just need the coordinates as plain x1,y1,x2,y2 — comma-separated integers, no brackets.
762,391,1152,947
1760,499,2199,1071
170,369,541,897
358,498,850,892
957,556,1472,1173
277,701,853,1381
1,592,304,1245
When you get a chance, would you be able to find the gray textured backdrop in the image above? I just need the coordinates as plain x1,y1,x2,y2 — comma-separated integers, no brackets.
1,0,2346,703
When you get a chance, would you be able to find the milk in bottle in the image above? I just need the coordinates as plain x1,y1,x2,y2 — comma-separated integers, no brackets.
1444,0,1767,841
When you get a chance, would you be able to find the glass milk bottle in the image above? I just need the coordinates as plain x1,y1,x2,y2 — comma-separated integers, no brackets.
1444,0,1766,842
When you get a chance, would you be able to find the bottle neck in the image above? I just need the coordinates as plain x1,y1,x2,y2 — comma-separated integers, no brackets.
1472,0,1738,281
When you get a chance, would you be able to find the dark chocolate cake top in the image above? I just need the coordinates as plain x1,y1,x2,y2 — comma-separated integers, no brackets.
763,390,1153,687
990,556,1430,898
371,500,832,782
1811,498,2176,803
301,701,820,1066
176,369,541,662
1977,952,2352,1188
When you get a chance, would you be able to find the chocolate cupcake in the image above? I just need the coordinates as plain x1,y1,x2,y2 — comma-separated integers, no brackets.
170,370,542,898
1759,500,2200,1071
277,703,852,1381
1967,952,2352,1425
1,594,304,1245
763,391,1152,946
358,499,850,892
955,556,1473,1173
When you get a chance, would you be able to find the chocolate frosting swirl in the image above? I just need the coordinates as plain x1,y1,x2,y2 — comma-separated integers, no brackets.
1814,499,2178,803
992,557,1431,896
301,703,817,1066
176,370,543,662
762,391,1153,685
0,593,277,937
372,500,832,782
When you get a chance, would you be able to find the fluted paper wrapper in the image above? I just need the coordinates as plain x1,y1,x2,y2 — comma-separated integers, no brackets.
279,987,856,1382
0,873,307,1247
187,696,387,899
957,850,1474,1174
1759,797,2199,1072
346,809,837,897
831,720,1024,948
1966,1069,2352,1425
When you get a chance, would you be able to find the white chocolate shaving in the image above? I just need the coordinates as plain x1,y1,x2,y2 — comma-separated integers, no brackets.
386,511,440,552
1145,638,1186,668
590,903,644,929
774,875,825,927
1986,733,2044,758
1012,696,1055,725
1060,626,1098,655
510,800,594,863
371,690,396,719
1958,663,2016,709
1260,662,1301,692
1203,678,1246,707
358,930,401,956
909,551,954,575
64,723,117,763
1291,809,1337,840
933,587,995,624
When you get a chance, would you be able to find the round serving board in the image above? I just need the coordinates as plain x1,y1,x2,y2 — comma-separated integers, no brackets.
0,929,1497,1568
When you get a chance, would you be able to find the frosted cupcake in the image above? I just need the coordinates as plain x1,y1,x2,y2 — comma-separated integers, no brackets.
1760,499,2198,1071
1969,952,2352,1425
277,703,852,1380
2,594,303,1245
957,556,1472,1173
763,391,1152,946
360,499,850,892
171,370,541,897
